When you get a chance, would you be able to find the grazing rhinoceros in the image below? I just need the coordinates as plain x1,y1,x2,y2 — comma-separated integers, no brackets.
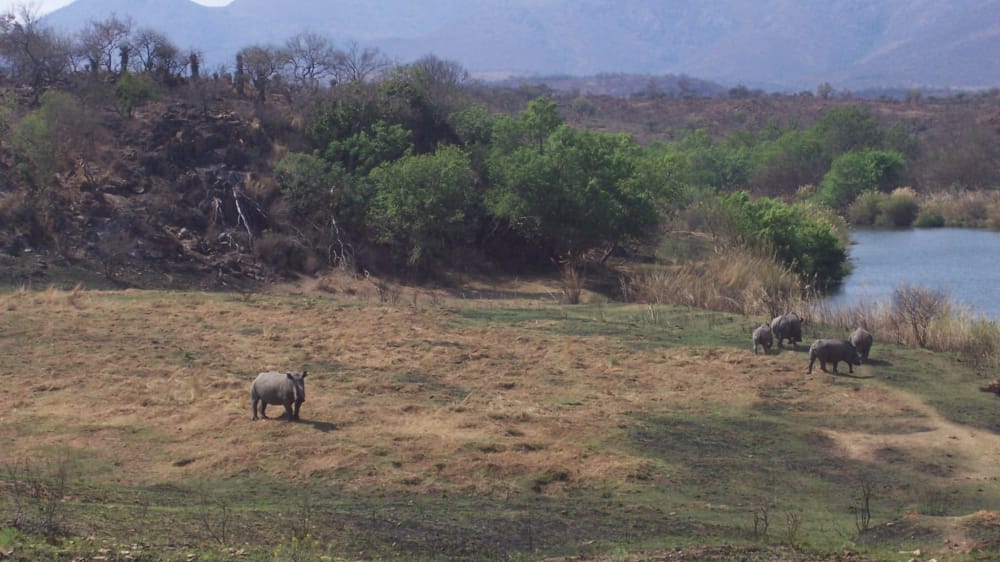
806,339,861,375
752,323,773,354
850,327,874,363
770,313,803,349
251,370,307,421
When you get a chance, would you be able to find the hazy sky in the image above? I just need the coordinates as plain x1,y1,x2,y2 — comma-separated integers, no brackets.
1,0,233,16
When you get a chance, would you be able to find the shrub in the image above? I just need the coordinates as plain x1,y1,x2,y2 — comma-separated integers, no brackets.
811,286,1000,370
368,145,478,269
709,192,849,289
847,191,884,226
880,187,919,227
914,190,1000,228
815,149,905,210
988,204,1000,230
914,208,945,228
254,232,319,275
891,284,947,348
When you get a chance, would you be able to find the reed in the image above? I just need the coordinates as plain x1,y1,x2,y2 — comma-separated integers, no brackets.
629,247,808,317
918,190,1000,229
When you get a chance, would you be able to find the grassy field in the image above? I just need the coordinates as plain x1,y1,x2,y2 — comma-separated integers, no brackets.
1,276,999,561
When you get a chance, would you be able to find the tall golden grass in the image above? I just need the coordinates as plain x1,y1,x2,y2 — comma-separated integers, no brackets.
628,244,1000,370
628,247,808,317
918,190,1000,229
810,287,1000,370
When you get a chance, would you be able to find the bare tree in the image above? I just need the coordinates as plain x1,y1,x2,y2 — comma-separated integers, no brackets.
76,13,132,76
237,44,289,101
130,27,173,74
333,41,389,84
0,4,74,95
891,284,947,348
412,54,469,89
284,31,336,91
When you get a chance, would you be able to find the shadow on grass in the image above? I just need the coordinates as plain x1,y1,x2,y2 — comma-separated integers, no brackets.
300,418,338,432
828,371,877,379
263,413,338,432
861,358,891,367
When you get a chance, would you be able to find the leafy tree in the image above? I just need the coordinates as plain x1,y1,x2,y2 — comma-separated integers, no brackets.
379,55,470,153
451,105,498,148
11,90,94,189
324,120,412,176
306,82,386,148
367,145,478,268
815,149,905,209
276,152,345,216
450,104,502,174
749,128,827,195
678,128,752,191
519,96,562,151
487,124,661,261
813,106,884,158
712,192,848,288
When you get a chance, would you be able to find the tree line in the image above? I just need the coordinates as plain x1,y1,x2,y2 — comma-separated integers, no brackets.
0,4,961,291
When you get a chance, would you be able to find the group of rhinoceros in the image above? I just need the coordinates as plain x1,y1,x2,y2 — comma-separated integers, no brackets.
246,315,878,422
753,313,873,375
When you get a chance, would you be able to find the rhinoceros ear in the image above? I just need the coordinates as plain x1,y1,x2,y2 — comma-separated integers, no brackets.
301,370,308,378
286,372,294,380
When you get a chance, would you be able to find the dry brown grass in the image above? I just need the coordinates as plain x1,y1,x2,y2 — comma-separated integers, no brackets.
4,283,1000,560
810,291,1000,370
919,190,1000,229
629,248,807,318
0,284,854,497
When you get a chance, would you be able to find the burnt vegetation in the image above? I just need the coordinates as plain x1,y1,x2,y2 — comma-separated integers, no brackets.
2,6,1000,293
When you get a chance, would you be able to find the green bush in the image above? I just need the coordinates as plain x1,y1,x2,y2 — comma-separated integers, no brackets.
368,145,478,269
114,72,156,118
914,208,945,228
815,149,905,210
711,192,848,289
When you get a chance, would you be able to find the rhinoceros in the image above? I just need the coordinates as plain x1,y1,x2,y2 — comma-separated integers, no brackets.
752,323,773,354
770,313,803,349
806,339,861,375
850,327,873,363
251,370,307,421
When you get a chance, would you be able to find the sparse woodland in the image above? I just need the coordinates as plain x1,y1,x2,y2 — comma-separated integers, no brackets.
3,6,1000,562
1,7,999,298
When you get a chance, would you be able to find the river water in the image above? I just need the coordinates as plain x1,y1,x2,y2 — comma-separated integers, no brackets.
824,228,1000,319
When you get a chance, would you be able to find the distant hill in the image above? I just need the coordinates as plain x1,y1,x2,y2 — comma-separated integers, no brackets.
43,0,1000,91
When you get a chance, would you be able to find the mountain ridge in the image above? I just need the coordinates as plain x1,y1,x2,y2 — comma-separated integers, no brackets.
41,0,1000,90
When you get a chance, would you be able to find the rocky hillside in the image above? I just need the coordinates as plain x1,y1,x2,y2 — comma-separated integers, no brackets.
1,89,287,290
